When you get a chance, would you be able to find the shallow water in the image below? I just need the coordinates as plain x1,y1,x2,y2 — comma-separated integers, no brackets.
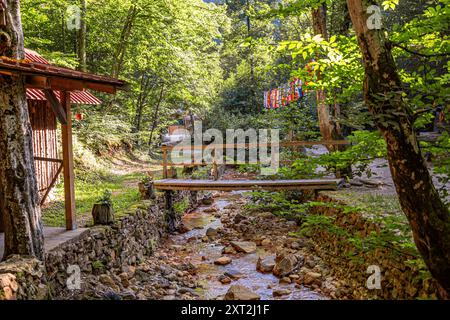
172,193,327,300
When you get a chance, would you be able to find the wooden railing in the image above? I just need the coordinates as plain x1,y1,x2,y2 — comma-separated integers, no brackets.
160,140,351,179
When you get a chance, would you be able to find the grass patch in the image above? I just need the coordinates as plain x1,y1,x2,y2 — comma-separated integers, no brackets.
42,172,144,227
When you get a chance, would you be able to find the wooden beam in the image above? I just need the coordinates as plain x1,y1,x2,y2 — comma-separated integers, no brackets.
61,91,76,230
25,75,50,89
43,89,67,124
153,178,344,192
86,82,117,94
25,75,119,94
49,77,85,91
34,156,63,164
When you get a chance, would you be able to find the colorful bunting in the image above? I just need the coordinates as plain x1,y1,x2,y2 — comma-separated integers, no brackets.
264,78,304,110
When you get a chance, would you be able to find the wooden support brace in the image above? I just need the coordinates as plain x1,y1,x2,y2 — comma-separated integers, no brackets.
43,89,67,124
61,91,76,230
40,163,63,206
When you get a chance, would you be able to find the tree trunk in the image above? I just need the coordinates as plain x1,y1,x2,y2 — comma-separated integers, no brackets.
311,4,334,143
92,204,114,225
77,0,87,72
148,85,165,152
347,0,450,296
0,0,44,261
111,5,138,78
312,4,352,178
132,74,155,143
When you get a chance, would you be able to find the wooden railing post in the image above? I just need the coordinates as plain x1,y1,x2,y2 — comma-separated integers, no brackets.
61,91,76,230
162,147,168,179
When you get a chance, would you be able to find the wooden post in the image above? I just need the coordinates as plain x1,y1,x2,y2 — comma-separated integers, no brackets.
212,149,219,181
162,147,168,179
165,190,177,233
61,91,76,230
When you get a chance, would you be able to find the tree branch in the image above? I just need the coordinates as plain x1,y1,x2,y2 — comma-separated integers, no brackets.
392,42,450,58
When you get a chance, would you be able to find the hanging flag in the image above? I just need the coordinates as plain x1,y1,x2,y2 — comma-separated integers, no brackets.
264,74,308,110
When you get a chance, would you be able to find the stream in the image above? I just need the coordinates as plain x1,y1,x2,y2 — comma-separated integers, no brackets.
171,191,327,300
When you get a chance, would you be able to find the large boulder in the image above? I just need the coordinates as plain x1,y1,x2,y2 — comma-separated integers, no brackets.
230,241,257,254
224,285,260,300
273,254,301,277
257,256,276,273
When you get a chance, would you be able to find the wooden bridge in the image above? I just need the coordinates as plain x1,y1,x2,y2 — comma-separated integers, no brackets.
154,140,349,193
154,178,344,192
155,140,348,232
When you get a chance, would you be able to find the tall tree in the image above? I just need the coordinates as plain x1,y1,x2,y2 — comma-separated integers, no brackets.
111,4,138,78
311,3,334,142
347,0,450,296
77,0,87,72
0,0,44,261
311,2,351,178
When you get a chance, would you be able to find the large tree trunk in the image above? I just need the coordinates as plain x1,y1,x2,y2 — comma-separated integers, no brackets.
0,0,44,261
312,4,351,178
312,4,333,142
347,0,450,296
77,0,87,72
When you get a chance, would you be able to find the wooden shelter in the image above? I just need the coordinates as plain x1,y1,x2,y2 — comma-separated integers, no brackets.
0,49,126,232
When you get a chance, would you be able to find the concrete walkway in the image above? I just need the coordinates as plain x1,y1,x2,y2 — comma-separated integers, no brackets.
0,227,88,260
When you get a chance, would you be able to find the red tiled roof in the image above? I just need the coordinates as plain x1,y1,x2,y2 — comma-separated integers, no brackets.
26,88,102,105
25,49,50,64
23,49,102,105
0,49,126,89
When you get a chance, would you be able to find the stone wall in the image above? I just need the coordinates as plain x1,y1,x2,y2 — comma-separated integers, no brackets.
309,193,445,300
0,255,47,300
0,191,197,300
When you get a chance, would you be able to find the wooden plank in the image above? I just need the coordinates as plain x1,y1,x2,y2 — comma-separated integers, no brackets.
153,179,343,192
86,82,117,94
25,75,50,89
43,89,67,124
61,91,76,230
34,156,63,164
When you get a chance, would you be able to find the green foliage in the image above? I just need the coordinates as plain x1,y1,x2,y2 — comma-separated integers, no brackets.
237,164,260,174
279,130,387,179
421,132,450,203
174,198,189,215
97,189,113,206
92,260,105,270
